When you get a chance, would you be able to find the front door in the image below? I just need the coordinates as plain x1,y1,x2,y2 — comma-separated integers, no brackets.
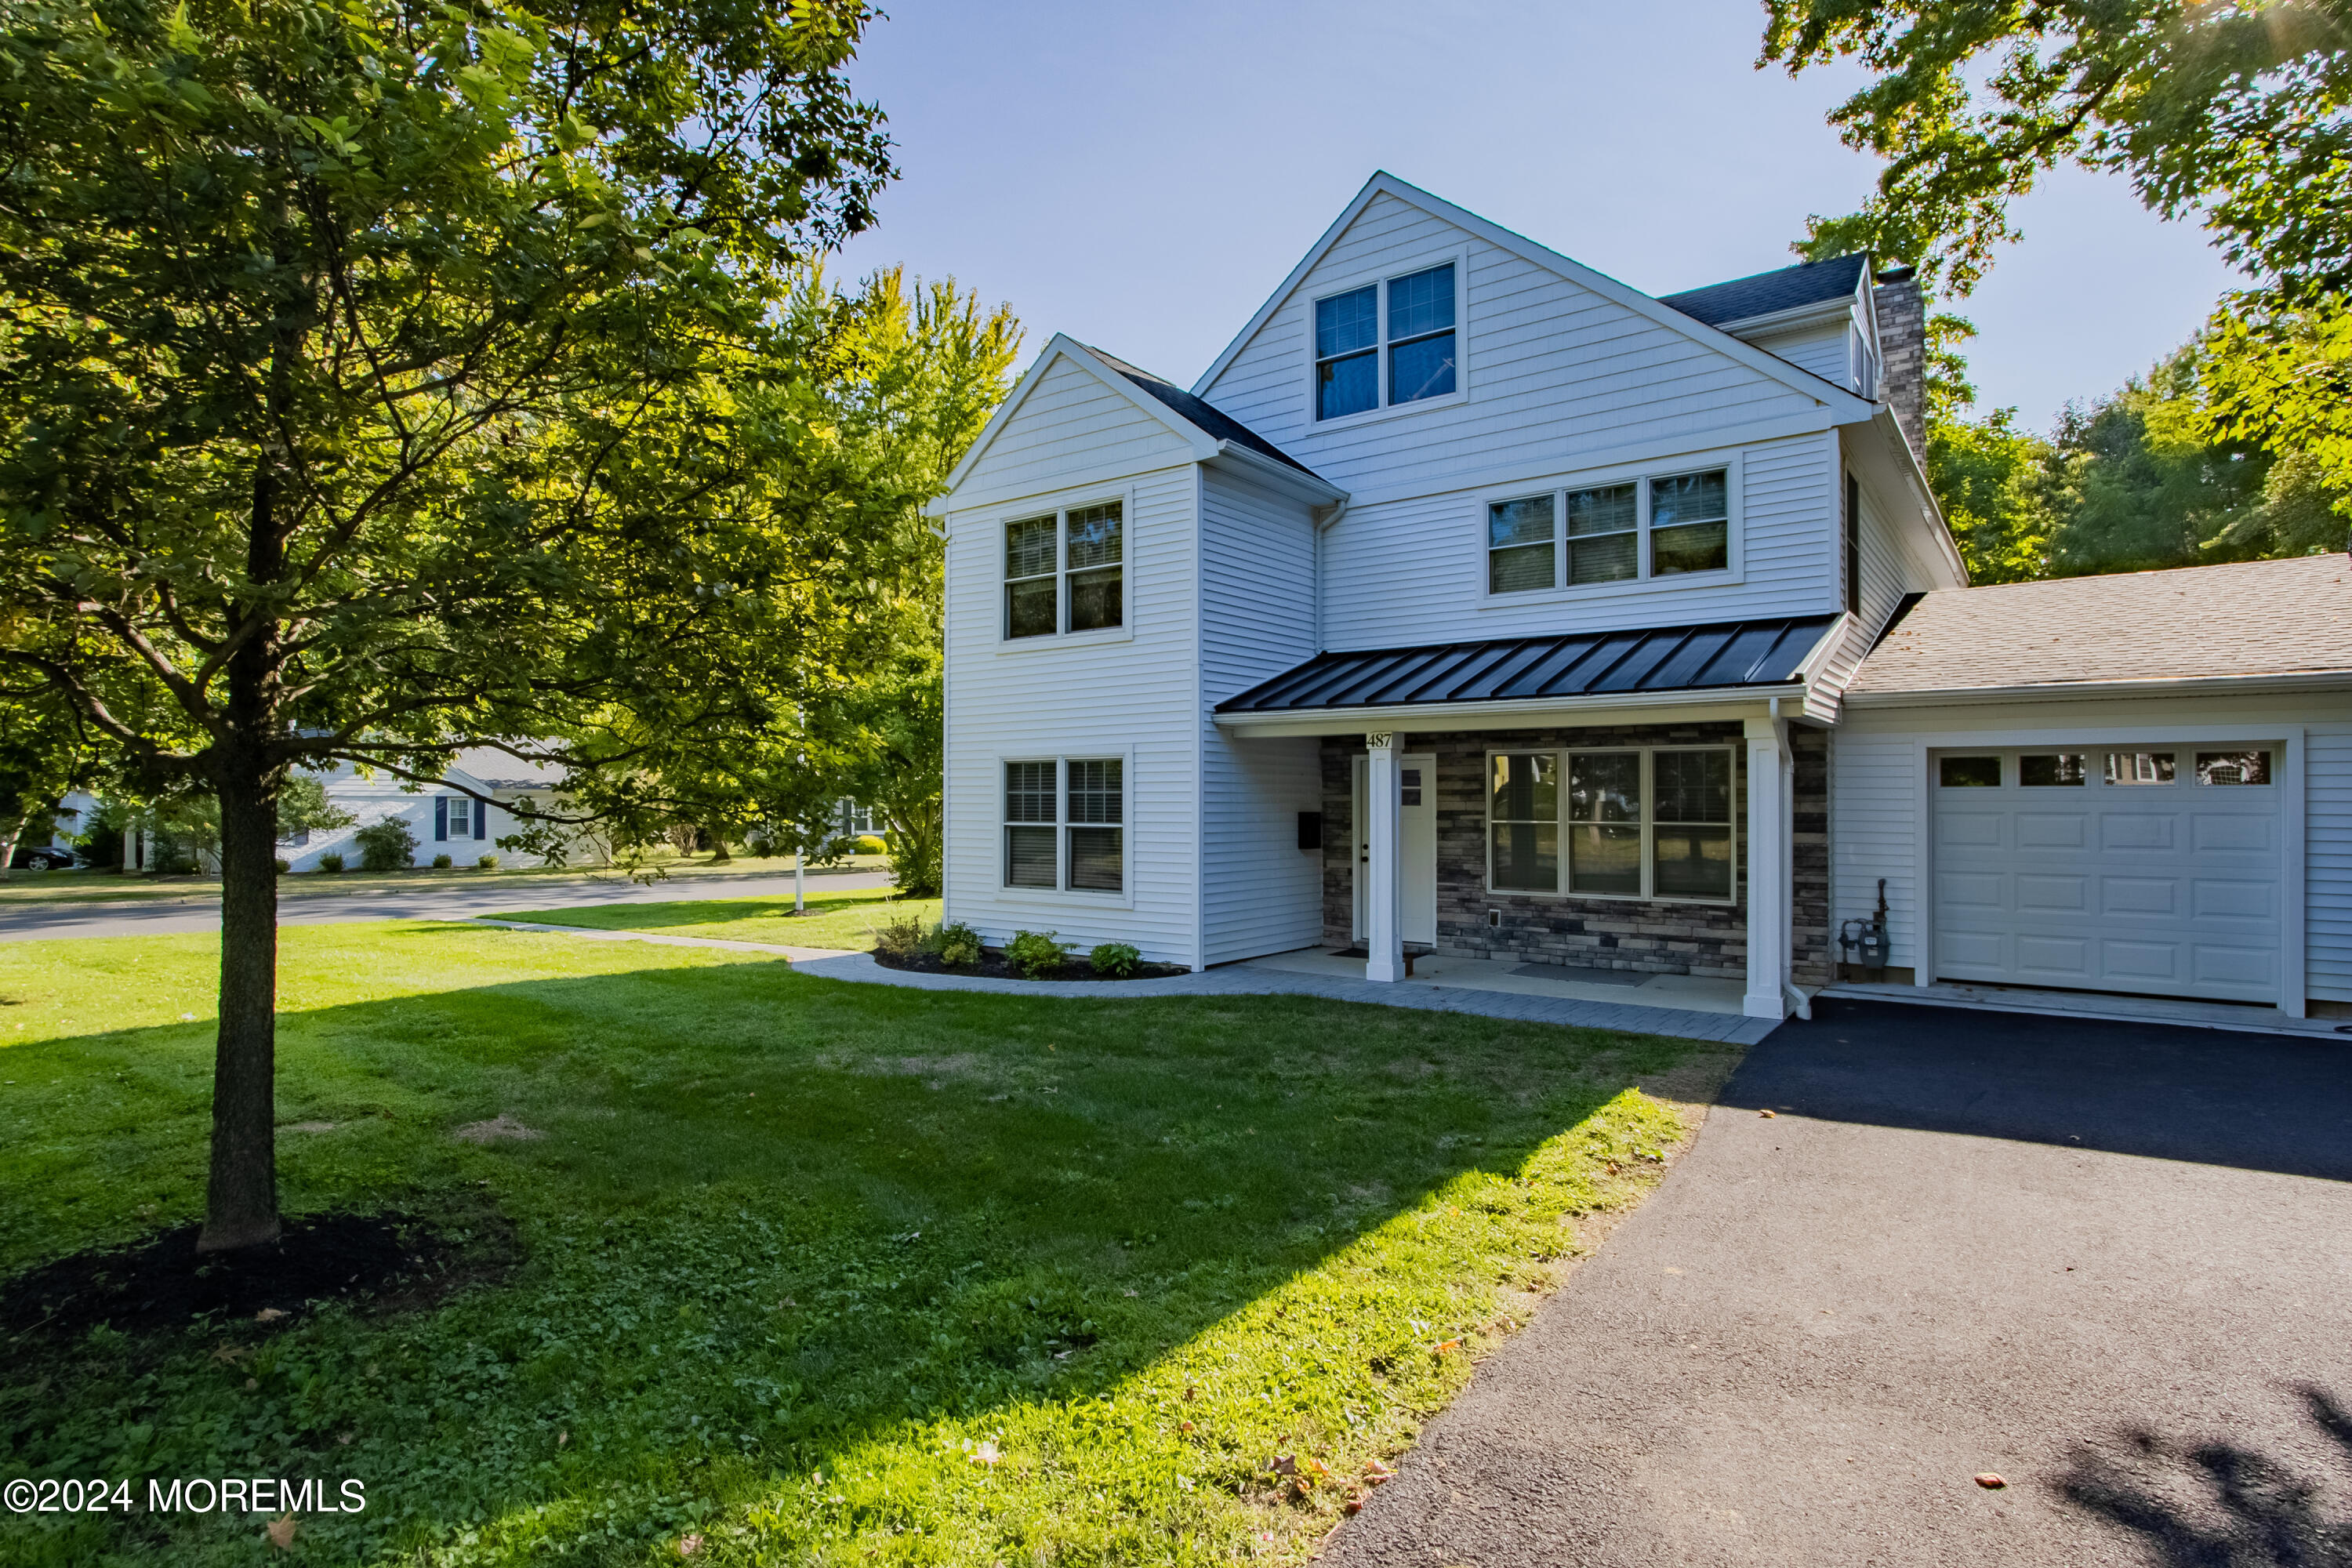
1352,753,1437,946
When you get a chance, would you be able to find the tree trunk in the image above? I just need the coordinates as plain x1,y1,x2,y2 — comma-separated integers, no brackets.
0,811,24,880
200,764,280,1252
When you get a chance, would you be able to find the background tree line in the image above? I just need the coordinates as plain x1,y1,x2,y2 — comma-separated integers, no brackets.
1764,0,2352,583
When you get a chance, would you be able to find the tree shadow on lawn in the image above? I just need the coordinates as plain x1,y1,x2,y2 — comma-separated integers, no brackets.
495,887,916,932
0,955,1736,1566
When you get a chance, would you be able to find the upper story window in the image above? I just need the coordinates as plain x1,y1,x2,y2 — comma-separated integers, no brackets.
1314,263,1457,421
1005,499,1123,639
1486,465,1732,596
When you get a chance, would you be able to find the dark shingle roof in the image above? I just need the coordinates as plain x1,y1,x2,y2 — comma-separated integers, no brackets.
1849,555,2352,697
1659,254,1868,329
1080,343,1323,477
1216,616,1839,715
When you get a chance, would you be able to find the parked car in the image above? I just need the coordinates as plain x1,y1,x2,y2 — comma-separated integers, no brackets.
9,846,74,870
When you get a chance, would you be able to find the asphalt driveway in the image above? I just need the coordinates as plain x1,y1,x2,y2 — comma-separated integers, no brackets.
1327,999,2352,1567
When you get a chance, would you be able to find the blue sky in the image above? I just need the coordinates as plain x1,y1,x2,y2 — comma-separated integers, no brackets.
833,0,2244,432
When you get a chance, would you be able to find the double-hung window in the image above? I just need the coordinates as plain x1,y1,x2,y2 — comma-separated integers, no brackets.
1314,262,1457,421
1004,499,1123,639
1486,465,1733,594
1003,758,1123,893
1488,746,1735,902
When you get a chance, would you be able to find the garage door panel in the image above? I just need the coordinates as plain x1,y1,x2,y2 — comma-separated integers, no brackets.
2191,945,2277,990
2099,877,2180,916
1936,871,2006,910
2190,879,2275,920
2015,874,2088,913
2017,813,2089,849
2013,935,2093,980
2100,940,2183,981
1932,743,2281,1006
1936,930,2008,973
1937,812,2005,849
2191,813,2272,853
2099,814,2178,852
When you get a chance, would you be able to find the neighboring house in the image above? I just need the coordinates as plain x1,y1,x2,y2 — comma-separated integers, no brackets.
278,749,580,873
932,171,2348,1024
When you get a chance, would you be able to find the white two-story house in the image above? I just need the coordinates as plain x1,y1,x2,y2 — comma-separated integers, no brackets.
931,173,2352,1025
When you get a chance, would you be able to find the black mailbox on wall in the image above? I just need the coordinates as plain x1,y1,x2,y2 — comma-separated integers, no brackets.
1297,811,1323,851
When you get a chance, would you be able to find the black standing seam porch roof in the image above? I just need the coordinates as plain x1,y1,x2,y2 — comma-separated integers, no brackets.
1214,615,1841,716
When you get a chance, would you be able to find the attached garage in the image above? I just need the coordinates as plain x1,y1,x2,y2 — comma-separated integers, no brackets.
1833,556,2352,1022
1929,742,2285,1003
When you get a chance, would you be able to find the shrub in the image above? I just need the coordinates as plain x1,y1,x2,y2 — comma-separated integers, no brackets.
873,913,929,960
351,817,419,873
477,853,499,870
1089,942,1142,979
1006,929,1072,980
273,857,291,875
431,853,453,869
317,853,345,873
853,833,886,855
935,923,982,967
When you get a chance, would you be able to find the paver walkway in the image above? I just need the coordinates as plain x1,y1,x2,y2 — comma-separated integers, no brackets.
1321,996,2352,1567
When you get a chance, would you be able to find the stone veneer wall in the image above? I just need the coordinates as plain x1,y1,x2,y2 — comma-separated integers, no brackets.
1319,724,1830,986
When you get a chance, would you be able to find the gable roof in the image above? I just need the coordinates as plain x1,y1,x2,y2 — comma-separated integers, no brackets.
1660,254,1868,328
1847,554,2352,701
1189,171,1879,424
935,334,1330,508
1216,615,1839,716
1080,344,1319,476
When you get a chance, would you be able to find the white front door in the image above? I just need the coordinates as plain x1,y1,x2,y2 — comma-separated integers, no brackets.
1353,753,1437,946
1931,742,2285,1003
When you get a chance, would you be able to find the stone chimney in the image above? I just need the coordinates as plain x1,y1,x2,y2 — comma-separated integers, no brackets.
1872,265,1926,461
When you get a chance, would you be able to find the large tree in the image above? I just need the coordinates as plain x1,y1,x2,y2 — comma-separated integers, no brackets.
0,0,896,1250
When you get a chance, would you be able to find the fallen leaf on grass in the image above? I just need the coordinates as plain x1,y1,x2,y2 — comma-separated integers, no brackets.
266,1515,296,1550
971,1440,1000,1466
1268,1454,1298,1477
679,1533,705,1557
255,1307,288,1324
1432,1338,1462,1357
1362,1459,1395,1484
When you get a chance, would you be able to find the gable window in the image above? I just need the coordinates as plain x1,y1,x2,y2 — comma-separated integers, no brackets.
1489,746,1735,902
1314,262,1457,422
1004,757,1123,894
1487,465,1733,595
1004,499,1123,639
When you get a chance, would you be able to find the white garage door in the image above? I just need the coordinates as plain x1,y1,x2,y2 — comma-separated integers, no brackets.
1932,744,2284,1004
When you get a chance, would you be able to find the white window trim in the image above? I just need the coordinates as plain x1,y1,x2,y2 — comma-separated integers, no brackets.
994,750,1135,907
1476,452,1745,607
1301,245,1472,431
993,484,1136,649
1483,744,1740,906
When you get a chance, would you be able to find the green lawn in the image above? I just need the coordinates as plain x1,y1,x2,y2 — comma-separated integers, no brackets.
498,884,938,952
0,924,1734,1566
0,854,894,908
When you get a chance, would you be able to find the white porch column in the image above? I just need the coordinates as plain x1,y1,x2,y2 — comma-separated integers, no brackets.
1363,732,1403,983
1744,715,1792,1020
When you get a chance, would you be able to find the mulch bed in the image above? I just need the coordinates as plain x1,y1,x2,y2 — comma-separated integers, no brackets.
1,1207,517,1345
873,948,1190,982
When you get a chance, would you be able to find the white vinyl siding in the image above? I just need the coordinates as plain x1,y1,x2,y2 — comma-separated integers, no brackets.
1322,432,1836,652
1743,321,1855,390
1199,463,1324,964
1198,192,1828,502
954,356,1195,506
942,459,1201,962
2310,725,2352,1004
1812,448,1921,716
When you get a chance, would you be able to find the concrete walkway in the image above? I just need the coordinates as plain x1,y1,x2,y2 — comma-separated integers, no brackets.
1323,996,2352,1567
782,949,1778,1044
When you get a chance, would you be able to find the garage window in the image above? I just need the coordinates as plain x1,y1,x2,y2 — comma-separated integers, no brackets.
2196,750,2271,786
2105,752,2177,786
1939,756,2002,787
2020,753,2086,786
